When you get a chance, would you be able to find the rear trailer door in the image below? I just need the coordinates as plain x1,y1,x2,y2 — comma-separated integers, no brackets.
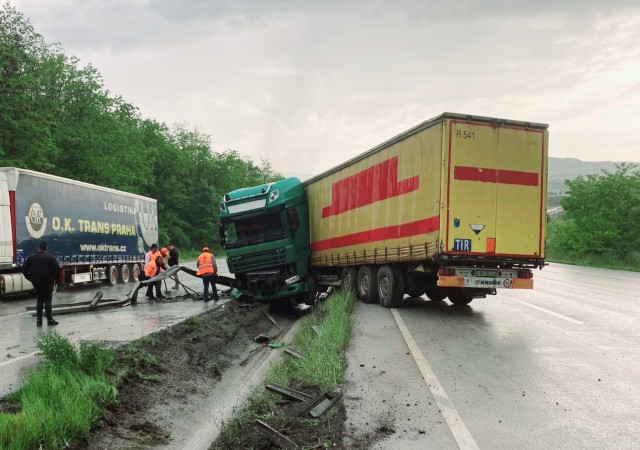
443,118,547,260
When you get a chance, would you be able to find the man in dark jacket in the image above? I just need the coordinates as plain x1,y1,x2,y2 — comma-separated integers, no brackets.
22,241,61,326
167,244,180,289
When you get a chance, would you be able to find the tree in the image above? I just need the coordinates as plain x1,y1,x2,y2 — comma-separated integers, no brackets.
552,163,640,258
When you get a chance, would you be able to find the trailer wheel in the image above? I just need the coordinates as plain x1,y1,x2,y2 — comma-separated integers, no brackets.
341,268,357,293
107,265,118,286
448,290,473,306
131,264,140,282
357,266,379,304
377,266,404,308
425,286,447,301
120,264,130,283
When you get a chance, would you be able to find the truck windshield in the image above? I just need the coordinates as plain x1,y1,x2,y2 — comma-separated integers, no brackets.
223,212,287,248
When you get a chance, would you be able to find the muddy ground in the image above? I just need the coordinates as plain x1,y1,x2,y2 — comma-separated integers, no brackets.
79,295,353,450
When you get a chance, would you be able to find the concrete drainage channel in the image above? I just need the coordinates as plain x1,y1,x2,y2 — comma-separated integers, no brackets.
155,317,302,450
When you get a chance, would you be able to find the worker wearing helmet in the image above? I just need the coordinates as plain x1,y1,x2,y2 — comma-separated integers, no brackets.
196,246,218,302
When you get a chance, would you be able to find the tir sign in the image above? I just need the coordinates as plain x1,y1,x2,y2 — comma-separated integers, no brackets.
453,239,472,251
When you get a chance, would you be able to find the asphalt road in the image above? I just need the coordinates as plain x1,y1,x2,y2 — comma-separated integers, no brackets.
0,258,230,397
344,262,640,449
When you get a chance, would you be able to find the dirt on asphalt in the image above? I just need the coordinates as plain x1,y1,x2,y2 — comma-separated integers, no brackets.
78,295,360,450
79,296,270,449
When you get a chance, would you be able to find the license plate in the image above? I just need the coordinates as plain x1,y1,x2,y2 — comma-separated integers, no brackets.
475,270,499,277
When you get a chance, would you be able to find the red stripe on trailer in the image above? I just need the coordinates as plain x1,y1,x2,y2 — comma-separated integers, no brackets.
321,156,419,218
311,216,439,252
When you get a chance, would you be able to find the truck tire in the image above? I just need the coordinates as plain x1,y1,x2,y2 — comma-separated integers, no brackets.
120,264,131,283
357,266,379,304
448,290,473,306
425,286,447,301
377,265,404,308
106,265,118,286
132,263,141,282
341,268,357,293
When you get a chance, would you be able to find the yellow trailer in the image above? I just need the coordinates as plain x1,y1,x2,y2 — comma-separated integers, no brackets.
304,113,548,306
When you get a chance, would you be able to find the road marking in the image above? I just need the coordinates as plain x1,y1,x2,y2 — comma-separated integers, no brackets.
0,351,39,368
0,331,103,369
512,299,584,325
0,312,30,321
391,309,479,450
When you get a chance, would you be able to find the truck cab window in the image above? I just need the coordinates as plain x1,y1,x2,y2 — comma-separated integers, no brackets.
224,212,286,248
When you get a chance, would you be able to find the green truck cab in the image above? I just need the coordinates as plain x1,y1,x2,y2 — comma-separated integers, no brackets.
219,177,314,303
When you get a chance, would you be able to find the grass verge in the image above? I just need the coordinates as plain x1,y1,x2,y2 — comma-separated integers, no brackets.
213,289,356,449
0,332,116,449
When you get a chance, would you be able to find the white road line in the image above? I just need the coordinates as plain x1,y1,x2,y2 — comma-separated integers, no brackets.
391,309,480,450
512,299,584,325
0,351,39,368
0,312,30,321
0,331,103,369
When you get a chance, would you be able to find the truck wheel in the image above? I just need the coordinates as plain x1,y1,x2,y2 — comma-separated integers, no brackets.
357,266,379,304
341,268,357,293
120,264,130,283
448,290,473,306
132,264,140,282
107,265,118,286
377,265,404,308
425,286,447,301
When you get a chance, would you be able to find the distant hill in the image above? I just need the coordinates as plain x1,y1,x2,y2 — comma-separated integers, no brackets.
548,157,637,194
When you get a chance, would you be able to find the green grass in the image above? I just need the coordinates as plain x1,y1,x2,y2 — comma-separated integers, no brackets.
0,332,116,449
546,247,640,272
214,289,356,449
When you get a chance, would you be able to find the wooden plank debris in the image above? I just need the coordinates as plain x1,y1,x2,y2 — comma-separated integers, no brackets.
309,389,343,418
261,308,279,326
254,420,299,450
265,383,314,402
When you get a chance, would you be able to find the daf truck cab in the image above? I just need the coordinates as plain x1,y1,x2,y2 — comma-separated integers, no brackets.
219,177,314,303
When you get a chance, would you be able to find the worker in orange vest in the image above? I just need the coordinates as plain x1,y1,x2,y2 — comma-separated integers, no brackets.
144,247,168,299
196,246,218,302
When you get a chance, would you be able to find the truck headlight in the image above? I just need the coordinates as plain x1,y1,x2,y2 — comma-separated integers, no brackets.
269,189,280,203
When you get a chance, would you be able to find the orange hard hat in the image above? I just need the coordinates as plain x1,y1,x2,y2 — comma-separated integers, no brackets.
202,246,209,252
161,247,168,256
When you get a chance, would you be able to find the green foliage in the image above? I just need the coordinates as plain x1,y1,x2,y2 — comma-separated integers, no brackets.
214,290,355,449
548,163,640,263
0,4,282,251
1,332,116,449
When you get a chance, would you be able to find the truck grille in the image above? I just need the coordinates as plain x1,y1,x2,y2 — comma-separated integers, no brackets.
230,248,286,272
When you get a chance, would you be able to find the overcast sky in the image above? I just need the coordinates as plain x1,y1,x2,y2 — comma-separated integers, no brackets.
11,0,640,177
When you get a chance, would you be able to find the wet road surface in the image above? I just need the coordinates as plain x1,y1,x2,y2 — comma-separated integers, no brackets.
0,259,229,397
344,262,640,449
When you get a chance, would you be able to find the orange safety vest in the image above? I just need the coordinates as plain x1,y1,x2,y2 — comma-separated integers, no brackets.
144,258,157,277
196,252,216,276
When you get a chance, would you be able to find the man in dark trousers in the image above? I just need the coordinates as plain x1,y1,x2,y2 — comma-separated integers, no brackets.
22,241,61,326
167,244,180,289
196,247,219,302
